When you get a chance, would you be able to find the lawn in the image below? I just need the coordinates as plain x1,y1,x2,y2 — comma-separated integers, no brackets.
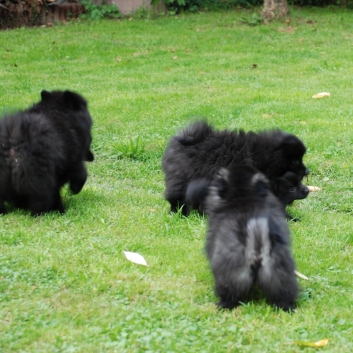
0,7,353,352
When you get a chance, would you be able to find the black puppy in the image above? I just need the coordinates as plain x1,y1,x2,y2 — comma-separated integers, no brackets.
276,171,309,209
186,170,309,219
205,164,299,312
0,90,94,216
162,121,308,216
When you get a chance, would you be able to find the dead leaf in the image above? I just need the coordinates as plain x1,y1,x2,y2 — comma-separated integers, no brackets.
173,56,178,60
123,251,147,266
199,71,206,74
312,92,330,99
196,28,200,32
292,339,329,348
278,26,296,34
308,186,321,192
116,57,122,62
294,270,309,280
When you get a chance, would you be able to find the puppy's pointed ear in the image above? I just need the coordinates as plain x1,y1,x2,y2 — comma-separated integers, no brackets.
62,90,87,111
215,168,229,199
41,90,52,101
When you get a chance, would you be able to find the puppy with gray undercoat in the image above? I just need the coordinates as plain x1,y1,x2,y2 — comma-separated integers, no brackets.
205,164,299,312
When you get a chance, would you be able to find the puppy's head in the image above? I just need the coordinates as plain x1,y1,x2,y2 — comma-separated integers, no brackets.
277,133,309,179
275,171,309,207
208,164,270,209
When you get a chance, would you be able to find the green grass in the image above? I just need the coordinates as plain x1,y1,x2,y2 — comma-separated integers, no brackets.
1,7,353,352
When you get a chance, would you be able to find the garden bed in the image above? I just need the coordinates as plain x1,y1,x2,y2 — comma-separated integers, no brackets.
0,0,85,29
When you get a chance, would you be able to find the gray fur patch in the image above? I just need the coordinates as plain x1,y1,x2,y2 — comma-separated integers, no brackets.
245,217,273,277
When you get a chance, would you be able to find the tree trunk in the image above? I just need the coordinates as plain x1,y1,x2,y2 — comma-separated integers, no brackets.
261,0,289,21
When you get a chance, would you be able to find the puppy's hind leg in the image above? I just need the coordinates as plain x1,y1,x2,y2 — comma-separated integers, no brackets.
215,273,253,310
29,195,54,216
166,196,190,216
257,245,299,312
51,189,65,214
213,258,254,309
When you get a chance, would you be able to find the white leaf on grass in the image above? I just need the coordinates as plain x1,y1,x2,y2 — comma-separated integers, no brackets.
123,251,148,266
307,186,321,192
312,92,330,99
294,270,309,280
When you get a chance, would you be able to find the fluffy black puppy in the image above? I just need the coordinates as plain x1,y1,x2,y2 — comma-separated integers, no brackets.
205,164,299,312
0,90,94,216
186,171,309,219
162,121,308,216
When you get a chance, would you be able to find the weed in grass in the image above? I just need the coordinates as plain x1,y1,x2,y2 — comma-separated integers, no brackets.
112,135,146,160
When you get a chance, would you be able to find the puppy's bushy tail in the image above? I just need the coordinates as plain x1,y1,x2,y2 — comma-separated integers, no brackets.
177,121,213,146
185,178,211,214
245,217,270,273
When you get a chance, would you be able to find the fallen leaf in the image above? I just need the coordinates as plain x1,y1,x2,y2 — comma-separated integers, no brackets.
173,56,178,60
308,186,321,192
278,26,296,34
292,339,329,348
116,56,122,62
199,71,206,74
312,92,330,99
123,251,147,266
294,270,309,280
196,28,200,32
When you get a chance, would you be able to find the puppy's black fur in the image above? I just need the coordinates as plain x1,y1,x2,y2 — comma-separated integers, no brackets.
0,90,94,216
162,121,308,216
205,164,299,312
186,171,309,219
276,171,309,208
